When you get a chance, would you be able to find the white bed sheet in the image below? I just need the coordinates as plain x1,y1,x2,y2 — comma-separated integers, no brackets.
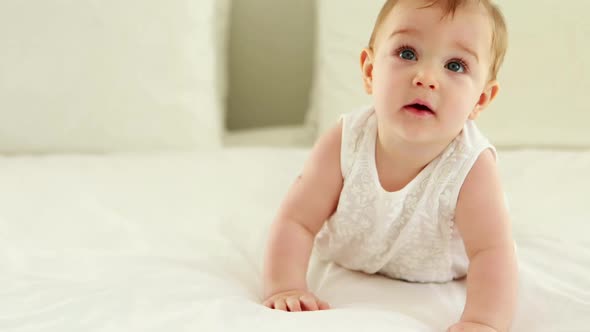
0,148,588,332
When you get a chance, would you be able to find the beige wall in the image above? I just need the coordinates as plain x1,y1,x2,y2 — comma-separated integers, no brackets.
226,0,315,130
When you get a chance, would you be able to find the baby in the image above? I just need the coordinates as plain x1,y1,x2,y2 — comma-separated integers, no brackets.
262,1,517,331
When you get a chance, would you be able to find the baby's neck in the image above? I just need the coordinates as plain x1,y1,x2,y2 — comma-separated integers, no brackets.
375,128,452,191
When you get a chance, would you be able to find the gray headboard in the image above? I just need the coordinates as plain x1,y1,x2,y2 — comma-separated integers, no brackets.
226,0,315,130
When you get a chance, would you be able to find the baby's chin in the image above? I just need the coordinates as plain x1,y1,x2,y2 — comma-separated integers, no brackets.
377,113,464,146
378,119,437,144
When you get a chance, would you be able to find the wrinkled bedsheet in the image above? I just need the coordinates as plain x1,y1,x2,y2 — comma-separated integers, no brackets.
0,148,588,331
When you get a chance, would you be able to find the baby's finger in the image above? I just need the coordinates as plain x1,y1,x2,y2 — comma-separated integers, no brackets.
299,295,319,311
262,298,273,308
318,300,331,310
274,299,288,311
286,296,302,312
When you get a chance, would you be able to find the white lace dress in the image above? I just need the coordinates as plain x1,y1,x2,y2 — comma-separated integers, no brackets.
314,106,496,283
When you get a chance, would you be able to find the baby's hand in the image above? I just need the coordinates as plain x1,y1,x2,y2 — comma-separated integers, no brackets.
446,322,498,332
263,289,330,312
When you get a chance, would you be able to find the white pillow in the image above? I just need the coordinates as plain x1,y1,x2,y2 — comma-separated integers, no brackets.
0,0,230,153
308,0,590,147
224,125,315,147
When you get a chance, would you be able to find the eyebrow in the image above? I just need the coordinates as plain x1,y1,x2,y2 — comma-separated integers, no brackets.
454,42,479,63
388,28,422,40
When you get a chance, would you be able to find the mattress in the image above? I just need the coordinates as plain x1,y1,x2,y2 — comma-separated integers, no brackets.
0,148,588,331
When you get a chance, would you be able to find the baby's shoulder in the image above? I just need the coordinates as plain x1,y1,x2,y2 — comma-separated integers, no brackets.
457,120,492,148
340,105,375,131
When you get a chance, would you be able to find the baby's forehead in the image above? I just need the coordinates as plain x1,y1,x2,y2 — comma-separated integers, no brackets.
375,2,493,51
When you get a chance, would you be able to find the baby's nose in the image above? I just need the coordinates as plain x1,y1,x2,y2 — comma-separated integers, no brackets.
413,71,438,90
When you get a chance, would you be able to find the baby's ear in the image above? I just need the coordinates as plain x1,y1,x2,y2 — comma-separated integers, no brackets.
469,80,500,120
360,48,375,94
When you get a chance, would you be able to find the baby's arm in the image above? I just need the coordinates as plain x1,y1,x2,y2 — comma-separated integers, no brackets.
449,150,518,332
262,122,344,311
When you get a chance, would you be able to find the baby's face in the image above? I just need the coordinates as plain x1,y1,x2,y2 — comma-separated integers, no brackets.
365,0,496,144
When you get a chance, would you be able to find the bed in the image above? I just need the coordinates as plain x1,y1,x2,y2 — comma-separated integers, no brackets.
1,0,589,331
1,147,589,331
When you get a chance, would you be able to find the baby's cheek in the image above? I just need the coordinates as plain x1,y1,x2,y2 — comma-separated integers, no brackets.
373,73,399,98
373,83,397,110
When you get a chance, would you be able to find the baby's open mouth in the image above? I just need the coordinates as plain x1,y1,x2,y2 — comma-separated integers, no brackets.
405,103,435,114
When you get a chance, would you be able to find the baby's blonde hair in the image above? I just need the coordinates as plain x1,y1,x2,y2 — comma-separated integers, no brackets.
368,0,508,80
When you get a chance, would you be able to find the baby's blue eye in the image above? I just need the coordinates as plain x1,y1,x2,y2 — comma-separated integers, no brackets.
446,61,465,73
399,49,416,61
